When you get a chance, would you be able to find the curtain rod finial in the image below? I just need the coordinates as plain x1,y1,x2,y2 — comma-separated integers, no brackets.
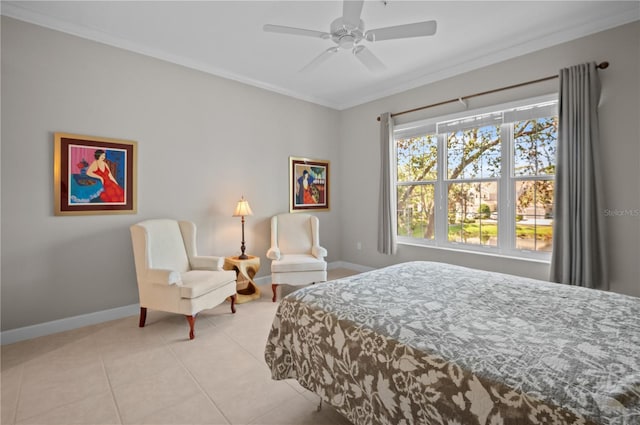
598,61,609,69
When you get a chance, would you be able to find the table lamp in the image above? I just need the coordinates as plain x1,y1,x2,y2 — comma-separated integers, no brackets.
233,196,253,259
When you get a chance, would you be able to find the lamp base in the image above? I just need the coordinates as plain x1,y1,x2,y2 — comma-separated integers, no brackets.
239,239,248,260
239,217,249,260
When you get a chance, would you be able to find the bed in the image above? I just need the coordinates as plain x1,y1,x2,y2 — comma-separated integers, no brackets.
264,261,640,425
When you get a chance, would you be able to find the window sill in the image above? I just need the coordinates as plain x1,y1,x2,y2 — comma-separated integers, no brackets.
397,239,551,265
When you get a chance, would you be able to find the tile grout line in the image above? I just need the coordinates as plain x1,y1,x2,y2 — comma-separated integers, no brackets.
217,304,314,425
11,360,115,424
10,363,25,424
245,396,294,425
13,389,116,423
221,319,272,364
166,343,232,425
101,355,125,425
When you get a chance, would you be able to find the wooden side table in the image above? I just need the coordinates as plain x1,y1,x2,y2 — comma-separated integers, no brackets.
223,255,261,303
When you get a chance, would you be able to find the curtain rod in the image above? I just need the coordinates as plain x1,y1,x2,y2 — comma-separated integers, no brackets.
376,61,609,122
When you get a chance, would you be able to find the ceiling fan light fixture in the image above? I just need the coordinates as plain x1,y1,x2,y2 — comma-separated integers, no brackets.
339,35,356,49
331,17,364,34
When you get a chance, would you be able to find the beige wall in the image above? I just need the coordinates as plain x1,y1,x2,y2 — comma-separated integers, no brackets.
338,21,640,297
1,17,341,331
2,17,639,333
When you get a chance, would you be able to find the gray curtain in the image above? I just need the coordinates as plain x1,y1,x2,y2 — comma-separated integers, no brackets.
550,62,608,289
378,112,397,255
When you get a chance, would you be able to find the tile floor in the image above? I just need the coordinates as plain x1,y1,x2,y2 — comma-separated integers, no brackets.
1,269,359,425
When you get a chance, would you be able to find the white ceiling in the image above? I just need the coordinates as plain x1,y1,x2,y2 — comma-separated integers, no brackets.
2,1,639,110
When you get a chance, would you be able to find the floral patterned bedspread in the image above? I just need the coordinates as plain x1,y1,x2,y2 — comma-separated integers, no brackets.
264,261,640,425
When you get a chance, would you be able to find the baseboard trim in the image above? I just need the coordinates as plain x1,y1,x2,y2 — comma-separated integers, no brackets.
1,304,140,346
1,261,372,345
328,261,375,273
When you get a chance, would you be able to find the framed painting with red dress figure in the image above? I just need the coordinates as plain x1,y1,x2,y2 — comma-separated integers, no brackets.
289,156,329,212
54,133,137,216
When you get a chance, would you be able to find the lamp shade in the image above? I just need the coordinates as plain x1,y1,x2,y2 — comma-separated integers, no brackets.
233,197,253,217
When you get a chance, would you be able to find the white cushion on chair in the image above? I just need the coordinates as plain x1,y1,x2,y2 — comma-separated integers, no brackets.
271,254,327,273
271,270,327,286
179,270,237,299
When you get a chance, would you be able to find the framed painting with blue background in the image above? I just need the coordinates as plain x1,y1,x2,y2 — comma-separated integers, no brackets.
289,156,329,212
54,133,137,215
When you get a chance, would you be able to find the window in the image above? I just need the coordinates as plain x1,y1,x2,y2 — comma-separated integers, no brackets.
397,132,437,240
394,95,557,259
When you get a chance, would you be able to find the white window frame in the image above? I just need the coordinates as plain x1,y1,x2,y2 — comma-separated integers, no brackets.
394,93,558,261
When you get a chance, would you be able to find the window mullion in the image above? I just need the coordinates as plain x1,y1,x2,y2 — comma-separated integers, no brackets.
435,133,447,245
498,123,513,252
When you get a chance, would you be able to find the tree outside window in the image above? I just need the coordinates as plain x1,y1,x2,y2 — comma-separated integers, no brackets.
394,97,557,258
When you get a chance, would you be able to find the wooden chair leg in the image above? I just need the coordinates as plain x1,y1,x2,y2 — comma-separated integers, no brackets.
272,284,278,302
186,315,196,340
139,307,147,328
230,294,237,314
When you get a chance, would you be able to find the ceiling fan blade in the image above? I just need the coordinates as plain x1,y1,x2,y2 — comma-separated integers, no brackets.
353,45,386,73
342,0,364,28
365,20,437,42
300,47,339,73
263,24,330,39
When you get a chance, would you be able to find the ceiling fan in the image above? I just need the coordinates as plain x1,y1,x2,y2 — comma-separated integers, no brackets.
263,0,437,73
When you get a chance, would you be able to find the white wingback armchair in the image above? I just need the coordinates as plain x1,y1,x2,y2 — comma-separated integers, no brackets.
130,219,237,340
267,213,327,302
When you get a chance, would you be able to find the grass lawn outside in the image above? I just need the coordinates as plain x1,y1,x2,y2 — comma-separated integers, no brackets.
399,221,553,241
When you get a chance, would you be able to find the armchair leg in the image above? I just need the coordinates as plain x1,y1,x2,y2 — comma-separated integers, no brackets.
186,315,196,340
230,294,237,314
139,307,147,328
271,284,278,302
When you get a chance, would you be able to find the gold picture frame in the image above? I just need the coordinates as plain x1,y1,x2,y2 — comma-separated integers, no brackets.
289,156,329,212
54,133,137,216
